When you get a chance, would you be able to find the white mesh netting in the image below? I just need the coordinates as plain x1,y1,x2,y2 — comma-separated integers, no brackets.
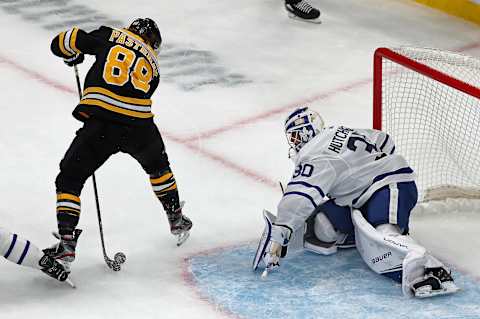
378,47,480,203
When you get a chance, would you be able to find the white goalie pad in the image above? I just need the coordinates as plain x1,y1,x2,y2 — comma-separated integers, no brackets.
252,210,304,271
351,210,433,296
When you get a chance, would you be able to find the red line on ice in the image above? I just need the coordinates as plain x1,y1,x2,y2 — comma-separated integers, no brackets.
1,40,479,189
0,53,277,188
179,41,480,142
0,54,75,94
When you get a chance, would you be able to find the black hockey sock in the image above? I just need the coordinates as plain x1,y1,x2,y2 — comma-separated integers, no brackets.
56,192,81,236
149,169,181,213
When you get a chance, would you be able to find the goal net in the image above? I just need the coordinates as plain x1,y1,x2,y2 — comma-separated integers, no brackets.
373,47,480,202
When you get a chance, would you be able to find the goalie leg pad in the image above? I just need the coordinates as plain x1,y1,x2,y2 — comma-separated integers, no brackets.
352,210,459,297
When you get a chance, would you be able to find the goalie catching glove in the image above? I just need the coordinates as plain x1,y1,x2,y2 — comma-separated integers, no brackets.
252,210,292,274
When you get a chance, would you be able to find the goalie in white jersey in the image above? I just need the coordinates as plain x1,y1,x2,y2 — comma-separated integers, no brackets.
253,107,459,298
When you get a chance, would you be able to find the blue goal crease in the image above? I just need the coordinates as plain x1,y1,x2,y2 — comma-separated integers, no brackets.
186,244,480,319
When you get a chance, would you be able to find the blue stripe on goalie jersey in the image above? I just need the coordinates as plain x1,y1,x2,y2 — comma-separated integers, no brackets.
379,134,389,151
352,167,414,205
283,191,319,209
287,181,325,198
3,233,17,258
379,134,396,155
17,240,30,265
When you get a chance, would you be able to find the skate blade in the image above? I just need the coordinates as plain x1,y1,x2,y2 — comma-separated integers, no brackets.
176,231,190,247
414,285,460,298
65,278,76,289
287,12,322,24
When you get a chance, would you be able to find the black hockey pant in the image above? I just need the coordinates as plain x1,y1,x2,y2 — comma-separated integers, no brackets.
55,118,171,234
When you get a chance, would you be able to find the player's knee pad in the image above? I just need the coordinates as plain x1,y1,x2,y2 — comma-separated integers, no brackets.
313,213,337,243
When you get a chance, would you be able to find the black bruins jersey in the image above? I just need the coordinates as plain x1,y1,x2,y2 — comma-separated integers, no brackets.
51,26,160,125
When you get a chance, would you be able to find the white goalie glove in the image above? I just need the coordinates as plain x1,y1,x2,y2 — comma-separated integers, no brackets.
252,210,292,277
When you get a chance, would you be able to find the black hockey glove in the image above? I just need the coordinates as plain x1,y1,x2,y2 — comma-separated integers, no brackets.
63,53,84,67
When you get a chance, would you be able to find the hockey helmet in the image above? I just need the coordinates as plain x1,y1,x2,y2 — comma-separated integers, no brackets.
284,107,324,153
128,18,162,51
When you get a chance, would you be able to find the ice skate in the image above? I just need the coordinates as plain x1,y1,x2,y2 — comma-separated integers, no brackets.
43,229,82,273
285,0,321,24
38,253,69,281
167,203,192,246
411,267,460,298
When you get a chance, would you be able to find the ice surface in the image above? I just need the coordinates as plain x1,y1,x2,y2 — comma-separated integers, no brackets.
188,245,480,319
0,0,479,318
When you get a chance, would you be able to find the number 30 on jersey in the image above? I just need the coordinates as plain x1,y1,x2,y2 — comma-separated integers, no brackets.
293,164,314,178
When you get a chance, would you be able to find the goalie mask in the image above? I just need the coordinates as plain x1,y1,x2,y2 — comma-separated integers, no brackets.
285,107,324,154
128,18,162,53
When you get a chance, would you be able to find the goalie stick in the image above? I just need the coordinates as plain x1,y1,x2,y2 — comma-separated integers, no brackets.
73,66,126,272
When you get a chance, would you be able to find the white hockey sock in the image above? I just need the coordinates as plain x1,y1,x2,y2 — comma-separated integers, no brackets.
0,228,43,269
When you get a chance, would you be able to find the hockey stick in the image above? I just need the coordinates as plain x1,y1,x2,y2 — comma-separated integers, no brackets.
73,65,126,271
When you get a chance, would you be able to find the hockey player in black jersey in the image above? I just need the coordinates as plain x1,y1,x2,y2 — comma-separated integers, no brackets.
48,18,192,269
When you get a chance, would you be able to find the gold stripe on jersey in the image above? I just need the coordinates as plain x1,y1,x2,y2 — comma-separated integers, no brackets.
80,86,153,118
58,28,82,57
69,27,80,53
58,32,73,57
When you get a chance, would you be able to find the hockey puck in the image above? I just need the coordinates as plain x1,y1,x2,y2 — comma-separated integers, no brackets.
114,252,126,264
111,262,121,271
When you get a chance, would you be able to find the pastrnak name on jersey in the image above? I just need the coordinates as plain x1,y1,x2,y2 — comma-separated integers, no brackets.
108,29,159,77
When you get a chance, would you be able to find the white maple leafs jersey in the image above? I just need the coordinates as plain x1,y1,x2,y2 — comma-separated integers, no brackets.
275,126,416,232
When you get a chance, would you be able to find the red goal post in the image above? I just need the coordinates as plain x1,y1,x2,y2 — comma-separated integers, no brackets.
372,47,480,202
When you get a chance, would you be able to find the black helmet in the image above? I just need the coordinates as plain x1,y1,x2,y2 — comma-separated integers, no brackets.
128,18,162,50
